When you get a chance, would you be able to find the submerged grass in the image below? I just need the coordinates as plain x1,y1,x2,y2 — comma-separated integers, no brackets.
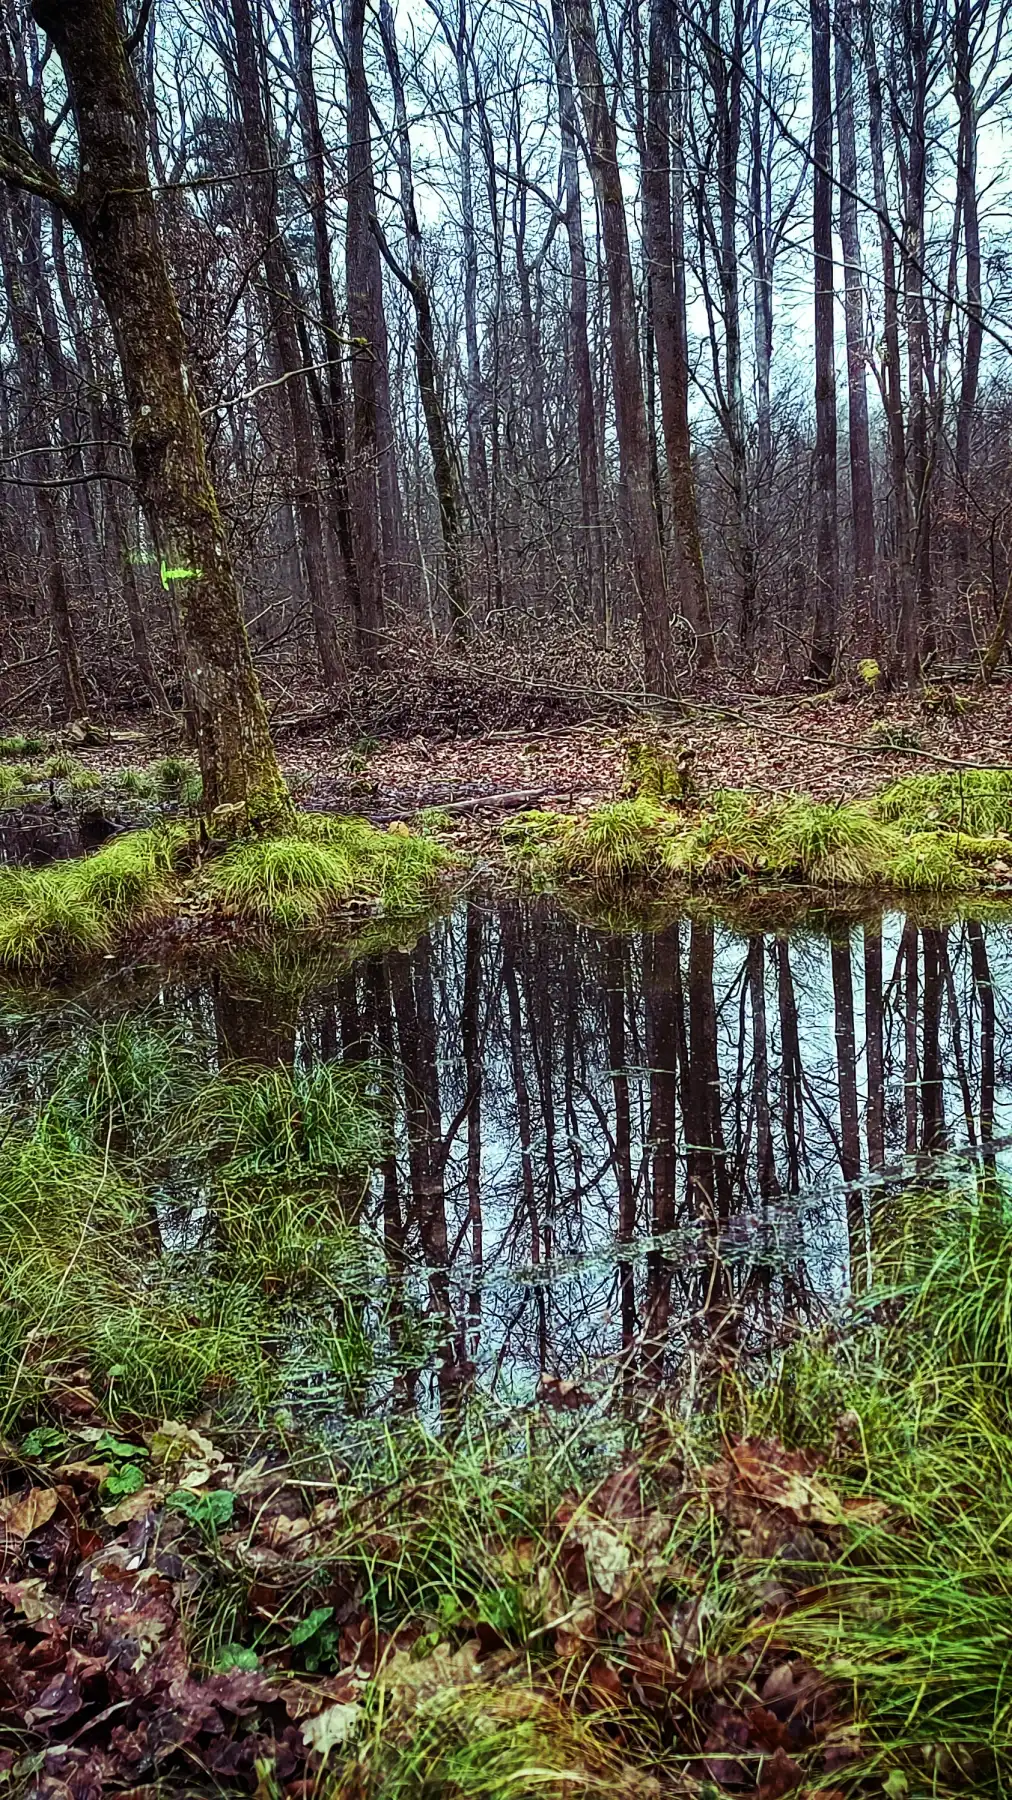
507,770,1012,900
0,1031,391,1431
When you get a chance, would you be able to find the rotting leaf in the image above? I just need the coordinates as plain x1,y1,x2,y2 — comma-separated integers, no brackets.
0,1485,59,1539
300,1699,363,1757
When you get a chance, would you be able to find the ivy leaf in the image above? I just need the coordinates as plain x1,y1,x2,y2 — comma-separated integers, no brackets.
20,1427,68,1462
100,1463,146,1499
288,1606,334,1648
213,1643,259,1672
94,1433,149,1463
166,1488,235,1531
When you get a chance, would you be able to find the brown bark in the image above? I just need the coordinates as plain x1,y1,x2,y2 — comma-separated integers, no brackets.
377,0,470,639
643,0,711,659
19,0,289,823
810,0,839,681
288,0,365,649
344,0,393,654
564,0,676,695
834,0,876,597
952,0,982,568
551,0,606,626
860,0,911,647
897,0,934,671
228,0,343,689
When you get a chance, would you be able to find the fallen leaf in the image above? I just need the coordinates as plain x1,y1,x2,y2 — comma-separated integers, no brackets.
0,1486,59,1539
301,1700,363,1756
729,1441,846,1527
0,1577,58,1622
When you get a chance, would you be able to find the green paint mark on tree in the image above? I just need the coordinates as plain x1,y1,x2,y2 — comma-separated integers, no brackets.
160,559,202,589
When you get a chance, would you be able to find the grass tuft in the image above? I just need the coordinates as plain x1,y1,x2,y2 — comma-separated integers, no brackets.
875,769,1012,836
0,828,182,972
192,1061,386,1185
0,733,44,759
204,817,451,928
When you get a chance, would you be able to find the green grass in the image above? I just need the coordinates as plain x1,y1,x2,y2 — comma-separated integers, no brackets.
875,769,1012,836
43,750,80,781
0,1030,391,1430
746,1180,1012,1794
204,817,451,928
0,828,182,972
0,733,44,758
507,779,1007,898
192,1062,386,1184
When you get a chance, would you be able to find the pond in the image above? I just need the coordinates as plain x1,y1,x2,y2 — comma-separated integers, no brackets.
3,895,1010,1437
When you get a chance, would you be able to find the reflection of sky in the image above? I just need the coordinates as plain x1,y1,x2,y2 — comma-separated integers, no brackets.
343,903,1012,1404
6,899,1012,1426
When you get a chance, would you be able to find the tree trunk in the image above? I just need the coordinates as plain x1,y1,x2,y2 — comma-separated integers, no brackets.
810,0,839,680
228,0,343,689
643,0,711,659
952,0,981,570
551,0,607,628
564,0,675,696
860,0,910,656
288,0,366,651
378,0,470,639
834,0,876,605
25,0,290,823
344,0,390,659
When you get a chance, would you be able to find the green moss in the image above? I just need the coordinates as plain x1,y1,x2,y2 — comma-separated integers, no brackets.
621,737,692,804
875,769,1012,836
507,779,1012,899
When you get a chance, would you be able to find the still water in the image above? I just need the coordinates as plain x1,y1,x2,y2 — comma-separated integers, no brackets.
4,897,1010,1427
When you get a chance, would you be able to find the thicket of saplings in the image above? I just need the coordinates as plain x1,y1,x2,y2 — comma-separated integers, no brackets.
4,1002,1012,1796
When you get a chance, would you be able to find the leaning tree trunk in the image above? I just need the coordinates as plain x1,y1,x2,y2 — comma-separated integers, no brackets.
18,0,291,826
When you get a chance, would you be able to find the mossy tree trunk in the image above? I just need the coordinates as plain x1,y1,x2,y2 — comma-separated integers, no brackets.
22,0,292,828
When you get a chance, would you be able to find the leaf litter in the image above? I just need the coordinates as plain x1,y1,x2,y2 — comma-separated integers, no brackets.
0,1407,879,1799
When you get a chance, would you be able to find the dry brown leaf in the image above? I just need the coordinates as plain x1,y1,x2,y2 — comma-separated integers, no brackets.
0,1485,59,1538
0,1577,59,1622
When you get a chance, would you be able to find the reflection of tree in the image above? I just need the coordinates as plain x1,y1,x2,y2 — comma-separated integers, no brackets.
43,899,1012,1424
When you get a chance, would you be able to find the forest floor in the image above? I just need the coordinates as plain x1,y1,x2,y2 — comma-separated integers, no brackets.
46,681,1012,815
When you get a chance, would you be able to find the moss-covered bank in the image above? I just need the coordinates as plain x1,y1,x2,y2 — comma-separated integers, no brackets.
505,768,1012,900
0,812,455,974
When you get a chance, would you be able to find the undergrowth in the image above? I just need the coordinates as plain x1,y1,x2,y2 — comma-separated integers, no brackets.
0,1019,391,1432
0,814,453,975
3,977,1012,1796
507,772,1012,898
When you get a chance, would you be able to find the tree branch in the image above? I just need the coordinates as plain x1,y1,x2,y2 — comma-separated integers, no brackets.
0,132,74,212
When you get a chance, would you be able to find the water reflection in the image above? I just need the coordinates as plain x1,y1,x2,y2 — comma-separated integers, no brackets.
7,899,1012,1425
